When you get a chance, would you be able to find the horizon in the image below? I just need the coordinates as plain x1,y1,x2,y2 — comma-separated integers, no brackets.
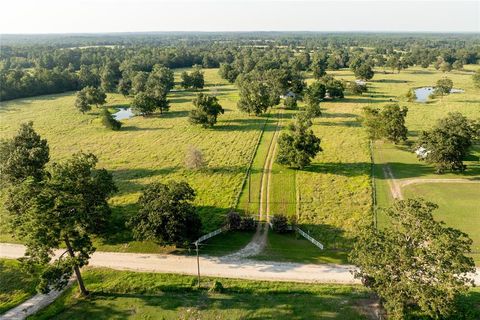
1,0,478,34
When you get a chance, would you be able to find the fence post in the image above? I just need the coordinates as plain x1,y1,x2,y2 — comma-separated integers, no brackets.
195,241,200,288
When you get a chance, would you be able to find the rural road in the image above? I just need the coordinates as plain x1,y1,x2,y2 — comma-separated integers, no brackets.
0,243,358,284
1,243,479,285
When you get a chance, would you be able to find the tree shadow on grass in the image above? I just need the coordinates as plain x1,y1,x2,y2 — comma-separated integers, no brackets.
61,289,369,320
303,162,370,177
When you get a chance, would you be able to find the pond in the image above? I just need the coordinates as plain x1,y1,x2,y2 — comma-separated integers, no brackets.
113,108,134,120
414,87,465,103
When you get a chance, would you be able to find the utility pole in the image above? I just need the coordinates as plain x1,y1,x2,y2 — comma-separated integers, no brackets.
195,241,200,288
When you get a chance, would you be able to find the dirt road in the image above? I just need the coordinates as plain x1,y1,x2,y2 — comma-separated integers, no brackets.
0,243,358,284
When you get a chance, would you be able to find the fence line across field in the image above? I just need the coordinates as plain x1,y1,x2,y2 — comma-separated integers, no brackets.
296,227,324,250
194,227,227,245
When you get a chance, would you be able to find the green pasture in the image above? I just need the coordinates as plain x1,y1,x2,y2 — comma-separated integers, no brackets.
0,259,39,314
30,267,373,320
0,69,264,251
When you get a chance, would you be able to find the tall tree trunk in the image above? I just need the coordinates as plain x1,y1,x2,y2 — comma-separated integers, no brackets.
64,235,89,296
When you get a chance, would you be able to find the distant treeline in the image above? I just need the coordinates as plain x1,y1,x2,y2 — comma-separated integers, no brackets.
1,33,479,101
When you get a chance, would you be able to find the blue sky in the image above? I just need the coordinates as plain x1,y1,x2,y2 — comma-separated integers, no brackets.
0,0,478,34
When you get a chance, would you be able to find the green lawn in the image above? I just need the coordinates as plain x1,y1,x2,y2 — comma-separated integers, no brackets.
403,183,480,263
254,232,348,264
0,259,39,314
30,268,372,320
199,231,254,256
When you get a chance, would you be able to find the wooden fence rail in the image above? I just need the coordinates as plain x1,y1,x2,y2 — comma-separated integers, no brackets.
295,227,324,250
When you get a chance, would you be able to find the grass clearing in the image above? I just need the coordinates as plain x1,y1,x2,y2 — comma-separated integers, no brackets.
0,69,265,251
30,267,372,320
0,258,39,314
254,232,348,264
370,65,480,264
403,183,480,263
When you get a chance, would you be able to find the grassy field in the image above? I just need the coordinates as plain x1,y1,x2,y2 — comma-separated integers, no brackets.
403,183,480,262
1,66,478,264
30,267,373,320
0,69,266,251
0,259,39,314
370,65,480,263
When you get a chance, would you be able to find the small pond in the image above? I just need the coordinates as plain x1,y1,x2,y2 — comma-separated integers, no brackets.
113,108,134,120
414,87,465,103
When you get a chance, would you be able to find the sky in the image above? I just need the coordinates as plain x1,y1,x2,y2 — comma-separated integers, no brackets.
0,0,478,34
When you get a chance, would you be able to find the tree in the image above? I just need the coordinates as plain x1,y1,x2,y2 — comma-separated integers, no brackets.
353,64,375,81
100,64,116,92
74,90,91,113
236,71,280,115
452,60,463,70
86,86,107,107
74,86,106,112
472,69,480,88
276,115,322,169
78,65,99,88
185,146,205,170
101,108,122,131
189,93,224,128
131,92,157,116
417,112,476,173
181,66,205,90
434,78,453,96
321,75,345,99
304,81,326,110
146,64,174,98
440,61,452,73
180,71,191,89
283,96,297,109
131,71,148,94
311,53,327,79
381,104,409,144
362,104,408,144
5,152,117,296
348,81,368,95
117,78,131,96
350,198,475,320
189,66,205,90
0,122,49,184
129,181,202,246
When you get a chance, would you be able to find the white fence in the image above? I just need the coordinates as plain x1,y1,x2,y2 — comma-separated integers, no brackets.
194,227,227,245
295,227,324,250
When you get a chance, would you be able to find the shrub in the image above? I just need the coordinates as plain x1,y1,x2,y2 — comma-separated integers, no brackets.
209,280,224,293
239,216,256,231
225,211,241,230
101,108,122,130
271,214,290,233
185,146,205,170
283,96,298,109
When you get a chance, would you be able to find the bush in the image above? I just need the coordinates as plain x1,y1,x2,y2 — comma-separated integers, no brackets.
225,211,241,230
209,280,224,293
283,96,298,109
101,108,122,130
239,216,256,231
271,214,290,233
185,146,205,170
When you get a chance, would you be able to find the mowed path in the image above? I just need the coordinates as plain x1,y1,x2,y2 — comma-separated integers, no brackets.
382,164,480,200
225,110,283,260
